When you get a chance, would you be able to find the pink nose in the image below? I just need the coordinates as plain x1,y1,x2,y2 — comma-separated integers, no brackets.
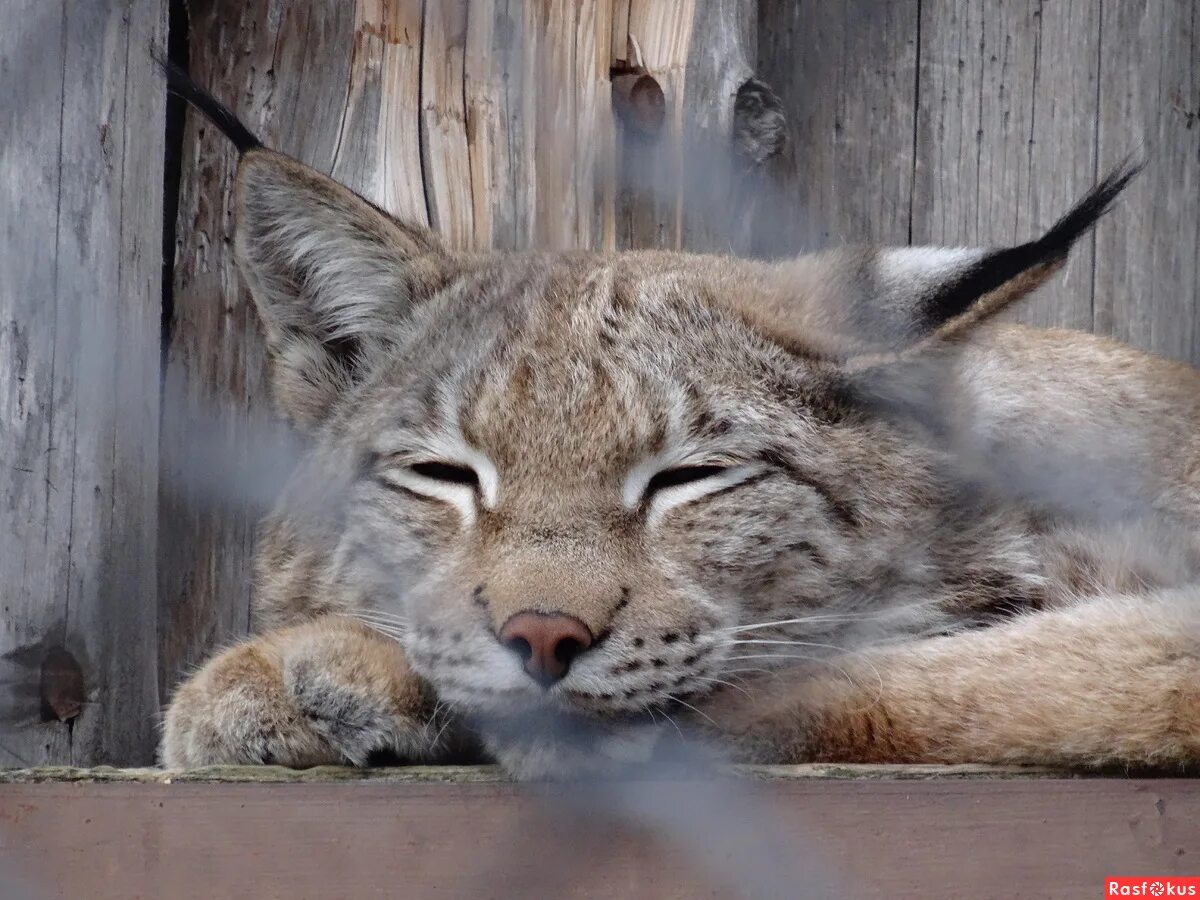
498,612,594,687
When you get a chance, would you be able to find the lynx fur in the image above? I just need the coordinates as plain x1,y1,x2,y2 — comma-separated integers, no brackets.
160,75,1199,778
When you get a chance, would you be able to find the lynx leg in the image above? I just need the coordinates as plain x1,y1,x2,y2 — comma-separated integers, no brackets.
162,617,449,768
713,591,1200,768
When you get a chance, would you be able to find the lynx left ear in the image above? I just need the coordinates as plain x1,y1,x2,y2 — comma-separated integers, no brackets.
874,158,1142,348
234,150,447,426
750,159,1142,360
161,61,450,427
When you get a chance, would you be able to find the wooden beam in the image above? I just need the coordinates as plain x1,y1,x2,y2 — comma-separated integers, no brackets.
0,0,165,766
1,768,1197,899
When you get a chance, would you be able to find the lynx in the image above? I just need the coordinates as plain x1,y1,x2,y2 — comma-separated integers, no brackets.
161,72,1200,778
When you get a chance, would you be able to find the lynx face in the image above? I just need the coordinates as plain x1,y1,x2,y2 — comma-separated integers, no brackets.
282,254,939,726
234,150,1136,741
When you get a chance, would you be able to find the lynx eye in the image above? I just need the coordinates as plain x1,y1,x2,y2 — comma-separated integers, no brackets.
409,461,480,488
644,464,729,497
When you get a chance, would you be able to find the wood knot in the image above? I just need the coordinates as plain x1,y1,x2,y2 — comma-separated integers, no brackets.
40,646,85,723
612,72,666,137
733,77,787,165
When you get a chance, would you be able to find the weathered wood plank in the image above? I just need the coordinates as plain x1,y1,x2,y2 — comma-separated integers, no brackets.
615,0,698,250
755,0,920,256
523,0,615,252
1,777,1197,899
0,762,1068,783
333,0,429,227
0,0,165,766
421,0,475,249
678,0,758,253
1094,0,1200,365
913,0,1102,332
159,2,359,705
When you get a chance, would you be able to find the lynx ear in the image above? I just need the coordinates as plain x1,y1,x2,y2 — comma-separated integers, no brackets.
745,159,1142,361
234,150,447,426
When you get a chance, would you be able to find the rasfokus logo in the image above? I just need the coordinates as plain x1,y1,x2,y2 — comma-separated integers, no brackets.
1106,878,1200,897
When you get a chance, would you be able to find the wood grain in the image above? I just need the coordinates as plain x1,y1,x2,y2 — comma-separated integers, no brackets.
679,0,758,253
1093,0,1200,364
758,0,1199,359
756,0,920,255
1,775,1197,899
0,0,165,766
912,0,1102,331
421,0,475,249
615,0,698,250
158,1,359,706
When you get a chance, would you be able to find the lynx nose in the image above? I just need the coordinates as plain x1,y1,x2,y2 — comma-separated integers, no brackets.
498,612,594,688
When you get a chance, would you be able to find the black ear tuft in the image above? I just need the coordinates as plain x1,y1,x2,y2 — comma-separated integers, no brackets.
915,156,1145,334
153,53,262,153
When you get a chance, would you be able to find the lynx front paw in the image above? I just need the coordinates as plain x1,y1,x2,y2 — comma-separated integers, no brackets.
161,619,443,768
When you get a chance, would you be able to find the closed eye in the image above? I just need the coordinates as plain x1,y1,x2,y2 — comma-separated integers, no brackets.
644,465,729,497
409,461,480,488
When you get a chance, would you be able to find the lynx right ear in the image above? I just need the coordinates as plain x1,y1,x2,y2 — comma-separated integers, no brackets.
234,150,447,426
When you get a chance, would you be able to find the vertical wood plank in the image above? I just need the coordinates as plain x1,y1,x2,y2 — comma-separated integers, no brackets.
678,0,757,253
913,0,1101,331
464,0,538,250
333,1,429,226
0,0,165,765
616,0,697,250
755,0,919,255
421,0,475,248
159,1,360,704
527,0,616,251
1094,0,1200,364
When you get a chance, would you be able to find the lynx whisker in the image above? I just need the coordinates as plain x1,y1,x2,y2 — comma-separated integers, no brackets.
725,652,886,712
730,639,850,652
340,613,408,643
652,705,687,741
665,693,719,728
346,609,411,628
429,706,455,750
719,614,872,634
691,675,752,699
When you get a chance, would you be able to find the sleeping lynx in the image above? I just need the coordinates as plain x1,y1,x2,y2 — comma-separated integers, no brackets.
161,73,1200,778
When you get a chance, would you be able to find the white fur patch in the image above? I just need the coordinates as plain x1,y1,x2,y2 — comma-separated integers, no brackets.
645,465,761,528
623,455,761,526
876,246,985,301
373,410,500,524
380,468,480,525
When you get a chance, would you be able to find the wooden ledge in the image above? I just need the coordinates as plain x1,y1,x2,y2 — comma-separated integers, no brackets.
0,761,1072,784
2,765,1197,899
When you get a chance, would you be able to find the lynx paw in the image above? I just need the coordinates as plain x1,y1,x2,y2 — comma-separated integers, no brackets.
162,619,442,768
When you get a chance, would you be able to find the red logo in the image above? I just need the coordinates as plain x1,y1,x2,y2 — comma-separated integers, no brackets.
1106,878,1200,897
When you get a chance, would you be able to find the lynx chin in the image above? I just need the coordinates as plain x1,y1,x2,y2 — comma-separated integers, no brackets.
161,69,1200,779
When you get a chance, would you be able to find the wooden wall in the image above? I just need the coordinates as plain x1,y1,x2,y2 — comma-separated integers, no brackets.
1,0,1198,765
0,0,166,766
758,0,1200,355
